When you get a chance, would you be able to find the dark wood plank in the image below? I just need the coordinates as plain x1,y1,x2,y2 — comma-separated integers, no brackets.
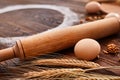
0,0,120,78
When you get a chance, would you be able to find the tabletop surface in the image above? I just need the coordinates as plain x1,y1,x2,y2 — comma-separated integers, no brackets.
0,0,120,79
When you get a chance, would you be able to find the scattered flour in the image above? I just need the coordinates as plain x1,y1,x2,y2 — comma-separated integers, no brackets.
0,4,80,47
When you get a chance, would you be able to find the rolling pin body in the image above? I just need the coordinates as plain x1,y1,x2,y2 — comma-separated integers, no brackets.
0,17,119,61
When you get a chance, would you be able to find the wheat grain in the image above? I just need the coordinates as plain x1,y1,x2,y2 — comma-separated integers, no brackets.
31,58,100,68
23,68,120,80
23,65,120,79
75,73,120,80
23,68,84,79
46,71,120,79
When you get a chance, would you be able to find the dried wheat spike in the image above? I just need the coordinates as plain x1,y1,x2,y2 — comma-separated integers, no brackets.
31,58,100,68
74,73,120,80
23,68,120,80
44,71,120,79
23,68,84,79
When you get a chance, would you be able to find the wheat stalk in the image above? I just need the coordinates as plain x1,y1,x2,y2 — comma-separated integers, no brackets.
23,68,84,79
23,68,120,79
85,66,120,72
23,66,120,79
31,58,100,68
74,73,120,80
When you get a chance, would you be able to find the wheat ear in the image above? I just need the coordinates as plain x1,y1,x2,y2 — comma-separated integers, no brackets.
31,58,100,68
74,73,120,80
23,68,84,79
23,68,120,79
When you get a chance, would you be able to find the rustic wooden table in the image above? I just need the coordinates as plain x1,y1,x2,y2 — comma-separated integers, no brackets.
0,0,120,79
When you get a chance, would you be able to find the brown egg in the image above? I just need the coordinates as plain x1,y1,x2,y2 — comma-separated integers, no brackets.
85,1,101,13
105,13,120,19
74,38,101,60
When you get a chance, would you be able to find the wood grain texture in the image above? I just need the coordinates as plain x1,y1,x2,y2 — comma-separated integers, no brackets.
0,0,120,78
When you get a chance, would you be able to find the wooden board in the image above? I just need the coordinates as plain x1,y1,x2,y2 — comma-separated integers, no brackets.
0,0,120,79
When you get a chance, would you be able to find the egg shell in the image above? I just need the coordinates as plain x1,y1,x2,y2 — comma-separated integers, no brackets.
74,38,101,60
85,1,101,13
105,13,120,19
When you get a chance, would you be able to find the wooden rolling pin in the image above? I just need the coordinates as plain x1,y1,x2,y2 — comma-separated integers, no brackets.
0,17,120,61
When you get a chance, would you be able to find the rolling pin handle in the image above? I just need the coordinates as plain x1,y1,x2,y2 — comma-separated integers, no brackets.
0,47,15,61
